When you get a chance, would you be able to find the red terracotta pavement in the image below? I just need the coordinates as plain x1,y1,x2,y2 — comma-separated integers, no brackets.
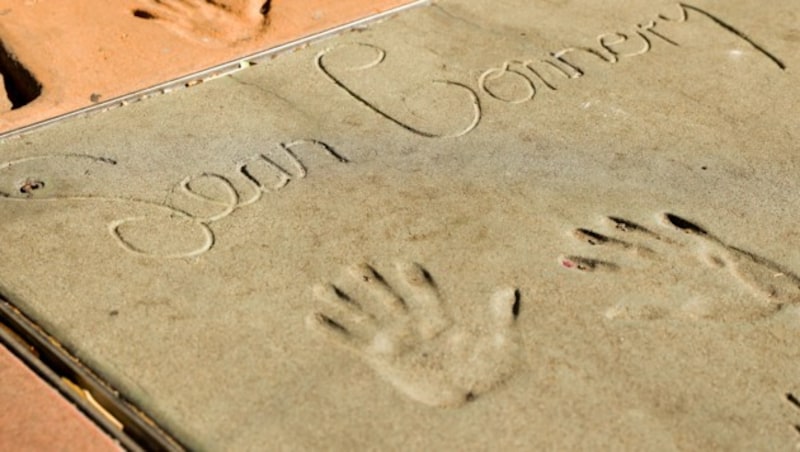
0,0,422,135
0,343,120,452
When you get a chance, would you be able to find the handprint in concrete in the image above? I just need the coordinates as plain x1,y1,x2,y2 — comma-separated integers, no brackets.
561,213,800,322
307,262,522,408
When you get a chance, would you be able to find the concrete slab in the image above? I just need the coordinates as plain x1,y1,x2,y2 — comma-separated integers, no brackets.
0,0,425,136
1,0,800,449
0,343,120,451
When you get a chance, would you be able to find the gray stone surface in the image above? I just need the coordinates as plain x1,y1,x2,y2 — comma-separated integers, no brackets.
2,0,800,449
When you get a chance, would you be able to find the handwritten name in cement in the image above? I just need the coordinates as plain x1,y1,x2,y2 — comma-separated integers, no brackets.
317,2,786,138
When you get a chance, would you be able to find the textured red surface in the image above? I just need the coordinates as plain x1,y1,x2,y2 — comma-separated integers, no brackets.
0,344,120,451
0,0,419,134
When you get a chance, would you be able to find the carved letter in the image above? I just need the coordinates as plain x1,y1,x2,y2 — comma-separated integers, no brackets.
280,140,349,179
549,47,616,78
660,3,785,70
176,173,239,222
316,43,482,138
598,32,650,58
637,21,680,47
479,62,537,104
237,155,292,206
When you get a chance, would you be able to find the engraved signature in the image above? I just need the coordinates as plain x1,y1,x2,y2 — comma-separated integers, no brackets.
0,140,348,259
315,43,482,139
317,2,785,138
478,3,784,105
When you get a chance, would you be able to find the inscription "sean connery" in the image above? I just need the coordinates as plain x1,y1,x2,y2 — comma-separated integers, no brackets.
317,2,786,138
0,140,348,259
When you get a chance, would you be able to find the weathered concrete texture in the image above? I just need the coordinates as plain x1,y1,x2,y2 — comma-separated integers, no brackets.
0,0,423,135
1,0,800,449
0,343,120,451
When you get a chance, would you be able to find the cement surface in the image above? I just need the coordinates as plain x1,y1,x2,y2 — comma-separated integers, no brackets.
0,0,421,135
1,0,800,449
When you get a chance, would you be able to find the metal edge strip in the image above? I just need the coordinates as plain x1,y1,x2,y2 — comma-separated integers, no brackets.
0,297,184,451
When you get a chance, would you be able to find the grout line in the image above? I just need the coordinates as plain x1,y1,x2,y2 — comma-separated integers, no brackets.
0,0,431,141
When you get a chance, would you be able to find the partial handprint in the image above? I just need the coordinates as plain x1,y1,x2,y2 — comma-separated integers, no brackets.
561,213,800,321
307,262,521,408
131,0,271,46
